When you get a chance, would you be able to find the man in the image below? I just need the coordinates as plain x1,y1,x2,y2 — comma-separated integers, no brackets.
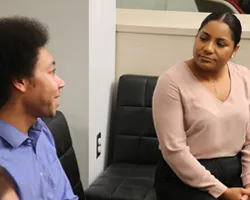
0,16,78,199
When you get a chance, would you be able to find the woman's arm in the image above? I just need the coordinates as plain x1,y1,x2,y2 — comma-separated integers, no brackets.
152,73,227,198
241,121,250,187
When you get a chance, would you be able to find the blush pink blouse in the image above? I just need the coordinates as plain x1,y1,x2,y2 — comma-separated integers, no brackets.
152,61,250,198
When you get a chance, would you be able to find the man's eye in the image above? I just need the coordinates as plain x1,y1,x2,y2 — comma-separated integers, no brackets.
50,69,56,74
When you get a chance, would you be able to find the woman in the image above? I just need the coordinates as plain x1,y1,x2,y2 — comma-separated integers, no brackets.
153,12,250,200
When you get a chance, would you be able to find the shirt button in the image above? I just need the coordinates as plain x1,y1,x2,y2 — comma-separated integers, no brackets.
40,172,43,176
25,139,32,146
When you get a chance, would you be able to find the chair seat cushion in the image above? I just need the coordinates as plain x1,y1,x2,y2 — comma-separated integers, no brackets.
85,163,157,200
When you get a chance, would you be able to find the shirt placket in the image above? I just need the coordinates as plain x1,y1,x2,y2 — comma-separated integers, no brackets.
33,133,55,200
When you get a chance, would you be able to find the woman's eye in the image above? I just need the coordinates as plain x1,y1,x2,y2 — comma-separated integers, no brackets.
200,37,207,41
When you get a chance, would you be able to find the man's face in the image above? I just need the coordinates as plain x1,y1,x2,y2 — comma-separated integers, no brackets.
23,48,65,118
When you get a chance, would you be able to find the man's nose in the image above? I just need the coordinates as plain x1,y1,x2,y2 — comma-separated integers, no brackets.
57,76,65,89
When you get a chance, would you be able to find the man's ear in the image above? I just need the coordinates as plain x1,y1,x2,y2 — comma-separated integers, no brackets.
12,78,28,93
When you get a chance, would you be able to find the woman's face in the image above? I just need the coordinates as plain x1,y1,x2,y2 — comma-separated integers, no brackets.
193,20,239,71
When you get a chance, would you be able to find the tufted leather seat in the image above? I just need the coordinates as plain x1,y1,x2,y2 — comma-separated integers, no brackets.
85,74,160,200
42,110,85,200
195,0,244,13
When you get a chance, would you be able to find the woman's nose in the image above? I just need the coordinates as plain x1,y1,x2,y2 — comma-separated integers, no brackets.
204,42,215,54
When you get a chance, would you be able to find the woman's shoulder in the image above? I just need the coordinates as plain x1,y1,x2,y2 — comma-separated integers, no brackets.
229,62,250,89
158,61,194,89
230,61,250,77
159,61,189,82
230,62,250,98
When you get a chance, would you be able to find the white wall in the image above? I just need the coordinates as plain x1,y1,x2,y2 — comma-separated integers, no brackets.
116,0,198,11
117,0,166,10
116,9,250,80
166,0,198,12
0,0,116,189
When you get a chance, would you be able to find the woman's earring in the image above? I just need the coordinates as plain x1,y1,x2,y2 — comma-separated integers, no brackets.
231,55,235,63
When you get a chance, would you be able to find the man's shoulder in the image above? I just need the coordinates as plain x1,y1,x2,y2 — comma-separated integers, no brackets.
0,137,11,156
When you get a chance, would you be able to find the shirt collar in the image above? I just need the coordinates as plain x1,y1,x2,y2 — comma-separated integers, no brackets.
0,118,43,148
30,118,43,131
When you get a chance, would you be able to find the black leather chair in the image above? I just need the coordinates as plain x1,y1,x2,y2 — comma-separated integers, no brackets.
85,75,160,200
42,111,85,200
195,0,244,13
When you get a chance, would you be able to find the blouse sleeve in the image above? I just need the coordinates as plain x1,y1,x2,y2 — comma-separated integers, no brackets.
152,73,227,198
241,118,250,186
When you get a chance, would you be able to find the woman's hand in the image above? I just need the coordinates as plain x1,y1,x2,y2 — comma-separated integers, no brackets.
219,188,250,200
241,184,250,200
241,194,249,200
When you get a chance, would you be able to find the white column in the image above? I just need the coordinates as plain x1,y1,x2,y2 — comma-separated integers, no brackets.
88,0,116,184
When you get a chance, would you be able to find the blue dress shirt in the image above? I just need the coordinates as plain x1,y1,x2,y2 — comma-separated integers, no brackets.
0,118,78,200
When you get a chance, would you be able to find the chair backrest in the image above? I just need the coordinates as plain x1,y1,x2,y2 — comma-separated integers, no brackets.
42,111,85,200
110,74,160,165
195,0,244,13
